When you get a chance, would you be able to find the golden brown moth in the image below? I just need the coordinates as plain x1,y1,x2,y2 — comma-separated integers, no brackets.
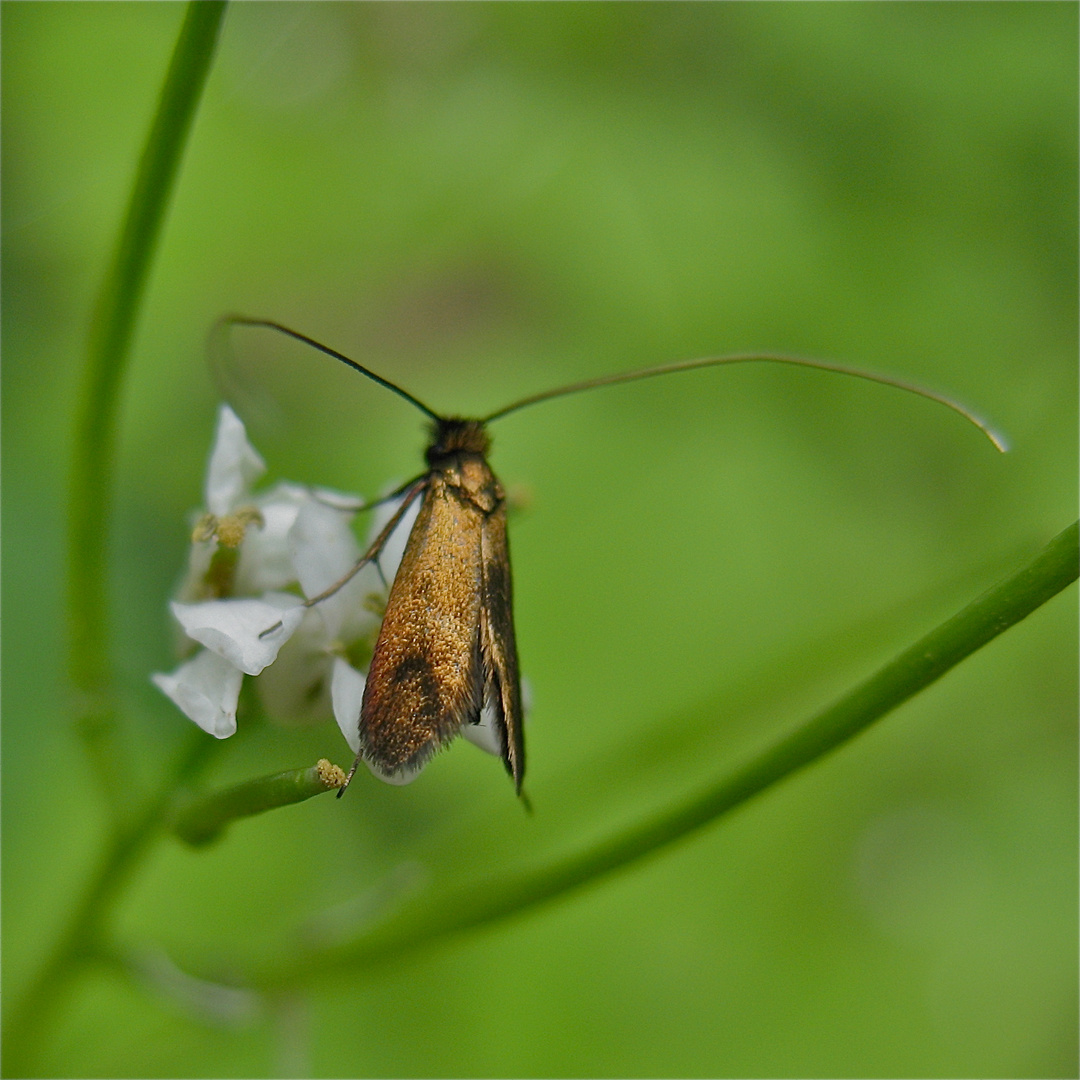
359,418,523,790
224,317,1005,798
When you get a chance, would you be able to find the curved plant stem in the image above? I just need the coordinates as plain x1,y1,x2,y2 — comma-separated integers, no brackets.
6,5,228,1074
2,732,215,1076
255,521,1078,988
66,1,226,811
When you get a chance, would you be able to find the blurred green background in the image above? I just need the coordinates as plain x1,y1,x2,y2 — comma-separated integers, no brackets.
3,3,1076,1077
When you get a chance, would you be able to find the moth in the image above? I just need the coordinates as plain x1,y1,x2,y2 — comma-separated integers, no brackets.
226,317,1004,797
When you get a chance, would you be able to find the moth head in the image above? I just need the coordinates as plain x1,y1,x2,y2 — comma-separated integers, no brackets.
427,417,491,464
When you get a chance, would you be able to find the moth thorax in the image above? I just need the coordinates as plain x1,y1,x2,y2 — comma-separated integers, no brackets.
427,417,491,464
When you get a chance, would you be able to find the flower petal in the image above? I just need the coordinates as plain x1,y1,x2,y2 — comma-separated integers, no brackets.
152,650,243,738
170,594,305,675
461,702,503,757
310,486,366,511
256,610,334,725
330,656,365,755
235,483,309,593
289,498,385,639
364,757,425,786
204,405,265,517
463,678,531,757
290,498,361,598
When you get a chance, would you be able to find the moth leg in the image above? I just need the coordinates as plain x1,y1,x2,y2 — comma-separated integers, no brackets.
303,476,427,608
258,478,428,641
372,559,389,592
311,474,431,515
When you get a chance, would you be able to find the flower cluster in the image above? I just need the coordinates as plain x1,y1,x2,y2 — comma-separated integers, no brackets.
152,405,422,782
154,405,522,787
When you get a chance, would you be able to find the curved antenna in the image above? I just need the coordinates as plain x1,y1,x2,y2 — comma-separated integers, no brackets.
483,352,1008,453
218,316,444,423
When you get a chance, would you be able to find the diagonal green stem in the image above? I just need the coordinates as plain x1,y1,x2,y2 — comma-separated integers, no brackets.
2,731,215,1077
66,1,226,808
255,521,1078,987
171,760,347,846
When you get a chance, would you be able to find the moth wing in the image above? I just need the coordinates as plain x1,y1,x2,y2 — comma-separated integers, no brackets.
479,501,526,791
359,477,486,777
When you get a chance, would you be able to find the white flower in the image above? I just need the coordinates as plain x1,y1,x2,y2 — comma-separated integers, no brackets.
169,594,305,676
329,657,365,758
153,406,349,736
152,650,243,739
254,497,386,726
204,404,265,517
154,408,529,786
462,704,505,757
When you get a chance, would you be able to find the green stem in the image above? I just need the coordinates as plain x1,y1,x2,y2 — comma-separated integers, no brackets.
2,732,216,1076
66,1,226,809
256,521,1078,987
171,760,347,846
7,6,229,1073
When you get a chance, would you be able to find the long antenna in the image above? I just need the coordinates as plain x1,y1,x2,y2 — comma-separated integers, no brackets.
482,352,1008,452
219,316,444,423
